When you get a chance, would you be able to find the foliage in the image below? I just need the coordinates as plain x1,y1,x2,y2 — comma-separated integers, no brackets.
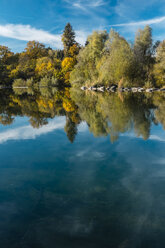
153,41,165,86
70,25,164,88
13,78,27,87
12,78,28,95
0,45,19,84
133,25,155,83
0,23,165,88
62,57,76,72
97,30,135,85
1,83,165,144
70,31,108,86
70,88,154,141
62,23,76,57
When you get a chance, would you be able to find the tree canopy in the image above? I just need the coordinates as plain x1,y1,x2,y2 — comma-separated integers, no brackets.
0,24,165,88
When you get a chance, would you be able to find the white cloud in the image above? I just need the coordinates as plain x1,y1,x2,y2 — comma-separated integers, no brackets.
111,16,165,27
64,0,107,11
75,30,89,45
115,0,165,19
121,132,165,142
0,23,88,48
78,122,88,132
0,117,65,144
73,2,86,10
76,150,105,160
88,0,106,8
149,135,165,142
0,23,62,48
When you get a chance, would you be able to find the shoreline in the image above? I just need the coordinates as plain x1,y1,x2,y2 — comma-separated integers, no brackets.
81,86,165,93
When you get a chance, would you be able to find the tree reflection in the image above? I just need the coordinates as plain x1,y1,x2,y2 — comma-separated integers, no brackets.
64,116,77,143
0,87,165,143
0,113,14,126
70,89,157,142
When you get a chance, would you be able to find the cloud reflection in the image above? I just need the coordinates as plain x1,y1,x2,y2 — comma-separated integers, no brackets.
0,117,65,144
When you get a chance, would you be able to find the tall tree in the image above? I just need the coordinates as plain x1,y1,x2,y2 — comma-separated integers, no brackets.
153,40,165,86
0,45,19,84
133,25,153,82
70,31,108,86
97,29,135,86
134,26,153,61
62,23,76,57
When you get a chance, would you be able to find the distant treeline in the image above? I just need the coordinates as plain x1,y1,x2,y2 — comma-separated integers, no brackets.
0,23,165,88
0,23,80,87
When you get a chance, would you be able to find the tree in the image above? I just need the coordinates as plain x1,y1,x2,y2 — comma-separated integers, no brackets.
69,44,80,58
25,41,47,59
62,23,76,57
133,25,154,82
0,114,14,126
14,41,48,79
153,40,165,87
62,57,76,73
97,29,135,86
0,45,13,61
0,45,19,84
70,31,108,86
64,117,77,143
70,29,136,87
35,57,55,78
134,26,152,60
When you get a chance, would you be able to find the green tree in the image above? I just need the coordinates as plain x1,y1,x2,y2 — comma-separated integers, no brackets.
62,23,76,57
25,41,48,59
97,29,135,86
14,41,48,79
133,25,154,83
153,40,165,87
70,31,108,86
0,45,19,84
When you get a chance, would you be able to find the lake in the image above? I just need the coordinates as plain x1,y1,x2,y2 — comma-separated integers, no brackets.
0,88,165,248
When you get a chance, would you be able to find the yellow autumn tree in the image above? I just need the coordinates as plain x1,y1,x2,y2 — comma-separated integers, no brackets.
62,57,76,72
62,57,76,83
35,57,55,78
69,44,80,58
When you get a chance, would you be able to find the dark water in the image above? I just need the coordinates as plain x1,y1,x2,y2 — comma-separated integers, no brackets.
0,88,165,248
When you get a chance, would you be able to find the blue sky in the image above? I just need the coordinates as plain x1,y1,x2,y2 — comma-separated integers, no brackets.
0,0,165,52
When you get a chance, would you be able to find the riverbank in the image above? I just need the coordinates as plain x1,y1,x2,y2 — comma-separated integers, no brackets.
81,86,165,93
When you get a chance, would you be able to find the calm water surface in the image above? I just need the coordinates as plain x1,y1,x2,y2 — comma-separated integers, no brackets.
0,89,165,248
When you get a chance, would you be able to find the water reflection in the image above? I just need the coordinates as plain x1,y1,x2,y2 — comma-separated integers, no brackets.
1,87,165,143
0,88,165,247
